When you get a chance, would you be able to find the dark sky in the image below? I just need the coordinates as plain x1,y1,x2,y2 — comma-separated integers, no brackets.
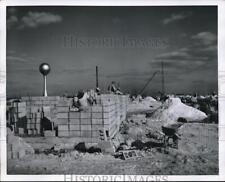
6,6,217,98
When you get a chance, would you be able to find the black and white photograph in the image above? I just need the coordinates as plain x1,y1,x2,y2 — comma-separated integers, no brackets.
1,0,225,181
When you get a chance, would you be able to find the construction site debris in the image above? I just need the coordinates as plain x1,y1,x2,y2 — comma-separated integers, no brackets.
127,126,145,140
121,150,140,160
7,128,34,159
128,96,161,114
97,141,115,154
149,97,207,127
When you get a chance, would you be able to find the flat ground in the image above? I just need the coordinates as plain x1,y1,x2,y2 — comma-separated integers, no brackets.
7,118,218,175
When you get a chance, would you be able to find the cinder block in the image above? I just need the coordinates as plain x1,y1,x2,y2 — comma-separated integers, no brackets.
35,112,41,119
69,112,80,119
80,112,91,119
57,118,69,125
57,100,71,107
44,130,56,137
92,118,103,125
103,113,111,118
103,117,114,125
26,122,30,129
103,124,110,130
92,106,102,112
33,129,37,135
69,124,80,130
92,131,100,137
26,113,33,119
57,106,70,112
80,118,92,125
18,128,24,135
36,127,41,134
80,130,92,137
58,130,70,137
92,125,103,131
69,118,80,124
92,112,102,119
30,123,36,129
58,124,69,131
57,112,69,119
81,125,92,131
69,130,81,137
28,129,33,135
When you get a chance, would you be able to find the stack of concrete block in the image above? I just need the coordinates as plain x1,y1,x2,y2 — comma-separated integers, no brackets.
56,94,129,141
8,95,129,139
21,96,62,136
18,128,24,135
8,102,26,133
22,96,60,107
26,111,42,135
13,102,26,118
56,98,71,137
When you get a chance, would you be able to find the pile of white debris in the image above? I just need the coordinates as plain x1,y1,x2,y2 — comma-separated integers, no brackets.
148,97,207,127
128,96,161,113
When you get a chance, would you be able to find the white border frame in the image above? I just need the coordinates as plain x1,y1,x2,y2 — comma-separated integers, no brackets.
1,0,225,181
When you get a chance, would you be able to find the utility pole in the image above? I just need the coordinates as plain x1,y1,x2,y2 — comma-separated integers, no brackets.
161,61,165,95
96,66,99,88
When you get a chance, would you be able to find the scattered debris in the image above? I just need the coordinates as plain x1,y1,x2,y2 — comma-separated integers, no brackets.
121,150,140,160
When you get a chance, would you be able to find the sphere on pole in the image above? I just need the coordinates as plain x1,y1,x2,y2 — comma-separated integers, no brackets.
39,63,51,76
39,63,50,97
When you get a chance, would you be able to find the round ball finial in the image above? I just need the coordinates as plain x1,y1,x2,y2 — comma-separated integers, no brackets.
39,63,50,76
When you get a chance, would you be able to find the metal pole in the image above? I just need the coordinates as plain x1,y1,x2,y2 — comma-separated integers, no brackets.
44,75,47,97
96,66,99,88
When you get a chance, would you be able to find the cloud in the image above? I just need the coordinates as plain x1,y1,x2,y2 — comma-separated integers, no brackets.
8,7,17,15
200,45,217,52
7,56,29,63
155,31,217,65
163,12,192,25
155,47,208,61
7,15,18,29
7,10,62,30
18,11,62,29
191,32,217,45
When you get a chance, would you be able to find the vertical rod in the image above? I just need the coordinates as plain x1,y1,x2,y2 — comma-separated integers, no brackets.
44,75,47,97
161,61,165,94
96,66,99,88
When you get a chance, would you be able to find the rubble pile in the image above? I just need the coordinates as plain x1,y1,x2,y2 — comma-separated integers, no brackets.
7,128,34,159
179,95,218,123
128,96,161,113
148,97,207,126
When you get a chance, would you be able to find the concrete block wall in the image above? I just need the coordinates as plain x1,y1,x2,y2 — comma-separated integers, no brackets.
56,94,129,141
8,95,129,140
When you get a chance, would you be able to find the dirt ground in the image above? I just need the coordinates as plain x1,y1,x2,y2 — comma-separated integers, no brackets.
7,116,218,175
